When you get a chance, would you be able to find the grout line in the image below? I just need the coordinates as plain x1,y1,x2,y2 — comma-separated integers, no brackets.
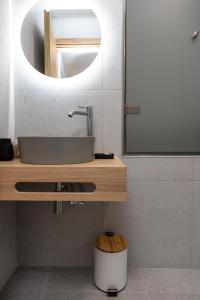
191,158,195,268
101,90,104,152
127,179,195,182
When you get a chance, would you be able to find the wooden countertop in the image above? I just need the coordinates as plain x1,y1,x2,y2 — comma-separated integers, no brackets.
0,157,126,168
0,157,127,202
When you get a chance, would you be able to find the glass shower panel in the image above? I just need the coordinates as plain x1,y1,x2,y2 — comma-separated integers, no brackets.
126,0,200,154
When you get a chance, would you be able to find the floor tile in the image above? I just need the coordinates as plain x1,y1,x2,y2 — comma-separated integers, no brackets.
43,291,76,300
148,294,179,300
178,295,200,300
109,293,148,300
46,267,96,292
43,291,105,300
149,295,200,300
2,267,200,300
0,290,43,300
3,267,49,292
128,269,200,294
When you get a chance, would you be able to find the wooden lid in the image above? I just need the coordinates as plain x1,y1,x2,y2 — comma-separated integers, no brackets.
95,232,128,253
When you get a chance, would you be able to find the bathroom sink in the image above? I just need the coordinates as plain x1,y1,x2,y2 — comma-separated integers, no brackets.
18,137,95,164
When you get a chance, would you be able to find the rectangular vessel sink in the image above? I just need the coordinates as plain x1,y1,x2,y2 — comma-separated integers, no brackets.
18,137,95,164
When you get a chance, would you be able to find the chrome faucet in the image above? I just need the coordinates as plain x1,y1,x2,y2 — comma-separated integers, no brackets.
68,106,93,136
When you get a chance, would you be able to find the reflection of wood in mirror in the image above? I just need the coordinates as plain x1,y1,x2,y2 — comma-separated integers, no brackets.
56,38,101,48
44,10,58,77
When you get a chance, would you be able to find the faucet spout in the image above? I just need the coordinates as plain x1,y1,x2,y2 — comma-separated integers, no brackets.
67,106,93,136
68,110,87,118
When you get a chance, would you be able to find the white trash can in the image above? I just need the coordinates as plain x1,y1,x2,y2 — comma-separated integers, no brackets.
94,232,128,296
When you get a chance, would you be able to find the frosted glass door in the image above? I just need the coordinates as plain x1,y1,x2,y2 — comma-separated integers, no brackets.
126,0,200,154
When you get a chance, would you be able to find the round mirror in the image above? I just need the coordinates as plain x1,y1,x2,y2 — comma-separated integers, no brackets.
21,1,101,78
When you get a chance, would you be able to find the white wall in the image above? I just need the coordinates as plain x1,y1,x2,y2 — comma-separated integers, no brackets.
0,0,10,137
51,10,101,38
0,0,17,290
13,0,200,269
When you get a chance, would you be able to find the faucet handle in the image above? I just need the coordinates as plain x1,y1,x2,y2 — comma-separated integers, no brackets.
78,105,88,109
78,105,93,111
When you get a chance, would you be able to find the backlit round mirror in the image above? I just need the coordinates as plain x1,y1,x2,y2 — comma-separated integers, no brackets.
21,1,101,78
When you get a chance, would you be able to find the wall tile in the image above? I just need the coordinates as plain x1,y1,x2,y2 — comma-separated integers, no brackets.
193,158,200,180
14,56,103,93
102,0,124,90
103,181,193,268
102,90,123,156
15,89,103,152
123,157,194,181
17,202,102,267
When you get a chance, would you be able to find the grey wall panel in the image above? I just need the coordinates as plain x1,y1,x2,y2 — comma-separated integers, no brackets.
126,0,200,153
0,203,17,290
17,202,102,267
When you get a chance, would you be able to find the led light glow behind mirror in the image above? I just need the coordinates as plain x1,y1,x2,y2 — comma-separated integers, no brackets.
21,0,101,78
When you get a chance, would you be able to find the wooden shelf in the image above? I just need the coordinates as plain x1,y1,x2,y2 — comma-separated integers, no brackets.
0,157,127,202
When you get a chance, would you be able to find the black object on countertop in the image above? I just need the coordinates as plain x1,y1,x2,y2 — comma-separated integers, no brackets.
95,153,114,159
0,139,14,161
105,231,115,237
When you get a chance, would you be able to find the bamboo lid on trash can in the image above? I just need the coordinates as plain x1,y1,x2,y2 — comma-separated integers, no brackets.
95,232,128,253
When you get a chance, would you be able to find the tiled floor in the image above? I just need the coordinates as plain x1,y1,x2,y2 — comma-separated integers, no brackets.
1,267,200,299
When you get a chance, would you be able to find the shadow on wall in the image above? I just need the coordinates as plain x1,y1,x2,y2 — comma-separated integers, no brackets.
33,25,44,73
0,203,17,290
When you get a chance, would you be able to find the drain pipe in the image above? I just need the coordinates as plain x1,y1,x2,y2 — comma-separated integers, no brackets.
54,183,87,215
54,183,63,216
